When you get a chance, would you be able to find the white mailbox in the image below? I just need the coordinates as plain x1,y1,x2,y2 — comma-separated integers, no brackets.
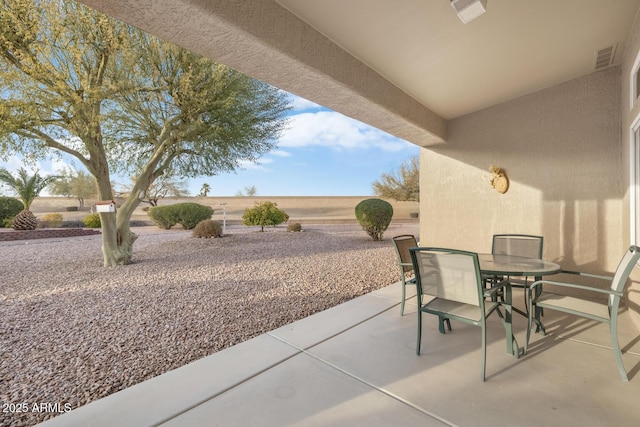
95,200,116,213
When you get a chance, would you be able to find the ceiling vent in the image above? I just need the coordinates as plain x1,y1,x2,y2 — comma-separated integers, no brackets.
451,0,487,24
594,43,618,71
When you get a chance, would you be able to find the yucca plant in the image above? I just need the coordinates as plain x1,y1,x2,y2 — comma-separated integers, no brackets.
0,168,60,230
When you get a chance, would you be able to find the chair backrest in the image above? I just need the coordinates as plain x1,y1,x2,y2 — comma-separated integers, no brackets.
492,234,543,259
609,245,640,308
410,247,483,306
392,235,418,273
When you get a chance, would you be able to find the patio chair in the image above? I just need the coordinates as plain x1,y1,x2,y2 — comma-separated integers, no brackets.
525,245,640,381
392,235,451,333
489,234,544,307
410,247,506,381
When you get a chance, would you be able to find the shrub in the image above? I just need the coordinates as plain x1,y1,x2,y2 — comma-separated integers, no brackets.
355,198,394,241
148,203,213,230
83,213,101,228
287,222,302,232
42,213,64,228
173,203,214,229
0,197,23,228
3,216,14,228
242,201,289,232
192,219,223,238
147,205,176,229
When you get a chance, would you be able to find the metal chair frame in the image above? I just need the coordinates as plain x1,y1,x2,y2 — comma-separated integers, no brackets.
526,245,640,381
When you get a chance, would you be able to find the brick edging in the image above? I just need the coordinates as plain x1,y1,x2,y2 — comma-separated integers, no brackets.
0,228,101,242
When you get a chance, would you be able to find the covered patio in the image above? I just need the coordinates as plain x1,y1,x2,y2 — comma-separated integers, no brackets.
39,281,640,426
46,0,640,424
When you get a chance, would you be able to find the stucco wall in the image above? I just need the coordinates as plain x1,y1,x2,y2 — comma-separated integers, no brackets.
621,8,640,326
420,67,624,280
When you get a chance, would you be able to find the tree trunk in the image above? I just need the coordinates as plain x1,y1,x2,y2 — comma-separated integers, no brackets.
99,211,136,266
92,157,140,266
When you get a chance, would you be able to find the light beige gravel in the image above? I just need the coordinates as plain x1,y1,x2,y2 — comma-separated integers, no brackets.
0,222,417,427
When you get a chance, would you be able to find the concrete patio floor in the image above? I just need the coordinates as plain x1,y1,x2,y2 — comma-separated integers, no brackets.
38,281,640,427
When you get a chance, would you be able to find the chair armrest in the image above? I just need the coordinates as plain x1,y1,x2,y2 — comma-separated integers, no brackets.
528,279,622,297
483,279,509,298
558,270,614,281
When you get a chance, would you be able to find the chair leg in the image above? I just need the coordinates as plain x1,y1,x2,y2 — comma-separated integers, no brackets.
525,291,533,354
610,319,629,381
416,311,422,355
481,323,487,381
400,279,406,316
437,316,453,334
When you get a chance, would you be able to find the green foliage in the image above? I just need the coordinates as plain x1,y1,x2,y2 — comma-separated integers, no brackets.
242,201,289,232
42,212,63,228
355,198,394,241
372,155,419,201
192,219,223,238
2,216,14,228
83,213,101,228
0,168,60,209
287,222,302,232
0,196,23,228
148,203,213,230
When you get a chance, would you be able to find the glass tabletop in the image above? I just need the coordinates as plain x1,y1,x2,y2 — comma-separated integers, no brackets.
478,253,561,277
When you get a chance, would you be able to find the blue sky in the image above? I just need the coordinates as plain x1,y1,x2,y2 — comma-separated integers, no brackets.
0,93,419,197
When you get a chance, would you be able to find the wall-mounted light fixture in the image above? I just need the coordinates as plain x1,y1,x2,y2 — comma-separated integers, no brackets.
450,0,487,24
489,165,509,194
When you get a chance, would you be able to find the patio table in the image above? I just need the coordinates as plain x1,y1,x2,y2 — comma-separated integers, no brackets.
478,253,561,357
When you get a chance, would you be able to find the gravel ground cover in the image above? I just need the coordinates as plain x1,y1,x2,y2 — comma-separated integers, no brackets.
0,223,417,427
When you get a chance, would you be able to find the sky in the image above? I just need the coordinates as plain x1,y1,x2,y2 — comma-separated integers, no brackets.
0,93,419,197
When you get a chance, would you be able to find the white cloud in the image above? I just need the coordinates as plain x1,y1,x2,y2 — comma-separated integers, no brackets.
280,111,411,152
270,150,291,157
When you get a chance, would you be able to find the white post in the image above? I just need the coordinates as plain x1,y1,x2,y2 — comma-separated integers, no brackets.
220,203,227,235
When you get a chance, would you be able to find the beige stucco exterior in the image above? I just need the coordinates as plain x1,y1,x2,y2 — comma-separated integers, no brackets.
421,48,640,327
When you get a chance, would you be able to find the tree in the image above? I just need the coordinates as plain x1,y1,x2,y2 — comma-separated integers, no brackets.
372,155,419,201
242,201,289,232
198,183,211,197
135,173,189,206
235,185,257,197
0,0,290,265
0,167,59,229
48,167,96,210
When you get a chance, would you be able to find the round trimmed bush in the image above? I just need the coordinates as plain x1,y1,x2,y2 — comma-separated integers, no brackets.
192,219,223,238
83,213,101,228
287,222,302,232
148,203,213,230
0,197,23,228
355,198,394,241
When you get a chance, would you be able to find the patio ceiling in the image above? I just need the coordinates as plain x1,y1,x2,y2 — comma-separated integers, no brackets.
275,0,639,119
76,0,640,146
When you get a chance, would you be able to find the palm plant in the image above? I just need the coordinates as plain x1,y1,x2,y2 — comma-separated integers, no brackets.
199,183,211,197
0,167,60,230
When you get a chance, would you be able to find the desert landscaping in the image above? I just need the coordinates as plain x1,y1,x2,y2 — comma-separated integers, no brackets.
1,196,417,426
27,195,419,225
